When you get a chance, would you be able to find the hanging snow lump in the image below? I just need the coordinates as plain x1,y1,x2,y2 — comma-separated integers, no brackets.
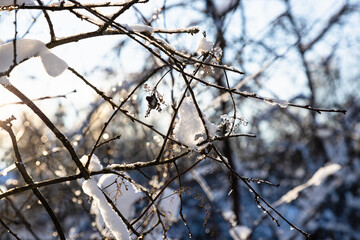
0,39,68,77
196,36,214,54
174,97,217,149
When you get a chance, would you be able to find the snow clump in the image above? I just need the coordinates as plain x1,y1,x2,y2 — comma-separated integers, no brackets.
124,24,154,35
174,96,217,148
91,174,141,238
0,39,68,77
196,36,214,54
82,179,131,240
80,155,141,239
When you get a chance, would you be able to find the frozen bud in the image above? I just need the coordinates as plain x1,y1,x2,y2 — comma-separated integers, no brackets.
146,94,158,110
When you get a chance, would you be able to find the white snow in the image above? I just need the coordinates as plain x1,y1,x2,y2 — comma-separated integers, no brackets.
229,225,252,240
264,97,289,109
0,76,10,86
196,37,213,54
80,155,103,172
174,97,217,148
98,174,140,219
87,172,141,238
155,38,176,51
82,179,130,240
275,163,341,205
0,39,68,77
124,24,154,34
40,51,68,77
79,155,142,239
0,0,35,6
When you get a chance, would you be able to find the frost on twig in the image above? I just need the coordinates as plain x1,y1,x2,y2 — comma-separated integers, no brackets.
219,114,248,136
124,24,154,35
263,97,289,109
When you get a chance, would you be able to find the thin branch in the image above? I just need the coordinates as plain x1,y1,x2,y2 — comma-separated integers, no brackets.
131,155,205,226
1,1,149,11
2,84,90,179
0,117,66,240
302,4,351,52
173,161,192,237
96,135,121,148
211,146,311,238
0,90,76,108
1,193,41,240
36,0,56,41
181,70,347,114
0,217,20,240
98,0,141,33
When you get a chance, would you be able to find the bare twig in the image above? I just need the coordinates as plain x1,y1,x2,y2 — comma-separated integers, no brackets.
211,146,311,238
2,84,90,179
0,217,20,240
0,117,66,240
0,90,76,108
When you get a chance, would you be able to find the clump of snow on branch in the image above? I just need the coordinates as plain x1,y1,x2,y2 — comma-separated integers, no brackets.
229,225,252,240
80,154,103,172
174,97,217,148
264,97,289,109
0,39,68,77
274,163,341,205
82,179,131,240
79,155,141,239
0,0,35,6
92,174,141,238
196,36,214,54
124,24,154,35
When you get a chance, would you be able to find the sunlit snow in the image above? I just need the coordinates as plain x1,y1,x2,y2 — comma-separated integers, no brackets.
80,154,103,172
0,39,68,77
80,155,140,238
196,36,214,54
82,179,130,240
125,24,154,35
173,96,217,148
